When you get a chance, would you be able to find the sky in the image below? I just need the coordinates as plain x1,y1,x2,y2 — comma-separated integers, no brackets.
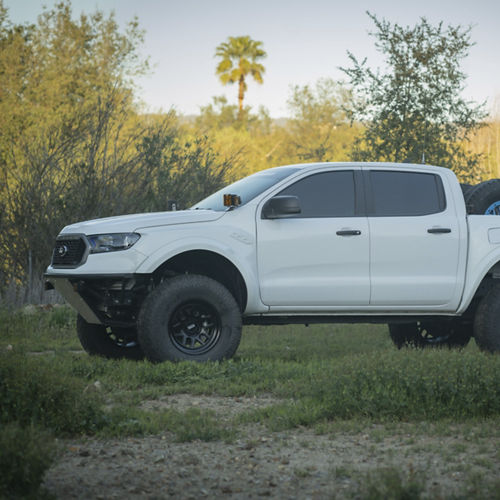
5,0,500,117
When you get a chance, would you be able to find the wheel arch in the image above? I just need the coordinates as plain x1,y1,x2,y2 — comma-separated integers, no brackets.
152,249,248,312
459,259,500,315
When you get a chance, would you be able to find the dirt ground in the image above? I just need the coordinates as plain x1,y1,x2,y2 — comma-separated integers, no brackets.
43,395,499,499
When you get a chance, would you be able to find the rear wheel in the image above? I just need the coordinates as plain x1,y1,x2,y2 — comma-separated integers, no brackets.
138,274,242,362
388,320,472,349
474,284,500,353
77,315,144,360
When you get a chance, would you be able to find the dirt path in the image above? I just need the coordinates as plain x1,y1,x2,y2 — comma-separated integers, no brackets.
43,396,499,499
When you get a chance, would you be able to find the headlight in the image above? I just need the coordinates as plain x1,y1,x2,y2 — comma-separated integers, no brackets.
87,233,141,253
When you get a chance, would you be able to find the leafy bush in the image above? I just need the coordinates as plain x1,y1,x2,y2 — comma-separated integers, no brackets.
0,352,104,435
0,423,56,498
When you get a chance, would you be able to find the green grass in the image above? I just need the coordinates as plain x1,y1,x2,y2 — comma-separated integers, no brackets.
1,308,500,437
100,405,235,442
238,323,393,361
0,305,80,352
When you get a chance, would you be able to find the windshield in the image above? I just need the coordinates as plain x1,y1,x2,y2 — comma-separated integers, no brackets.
191,166,302,211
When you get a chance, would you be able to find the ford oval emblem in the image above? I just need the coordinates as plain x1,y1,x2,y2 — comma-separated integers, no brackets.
57,244,69,257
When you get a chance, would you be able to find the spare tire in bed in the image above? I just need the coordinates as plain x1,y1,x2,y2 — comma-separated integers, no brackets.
464,179,500,215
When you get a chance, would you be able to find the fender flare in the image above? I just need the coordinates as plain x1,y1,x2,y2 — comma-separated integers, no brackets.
134,236,265,314
458,252,500,314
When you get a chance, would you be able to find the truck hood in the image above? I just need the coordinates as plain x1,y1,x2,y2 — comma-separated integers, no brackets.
60,209,225,235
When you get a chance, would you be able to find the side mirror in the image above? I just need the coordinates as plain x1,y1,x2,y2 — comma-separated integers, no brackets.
261,195,301,219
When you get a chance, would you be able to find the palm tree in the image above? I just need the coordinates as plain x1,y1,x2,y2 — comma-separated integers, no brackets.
215,36,266,117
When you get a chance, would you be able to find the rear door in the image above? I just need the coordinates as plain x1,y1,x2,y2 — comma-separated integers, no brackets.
256,168,370,307
366,168,462,308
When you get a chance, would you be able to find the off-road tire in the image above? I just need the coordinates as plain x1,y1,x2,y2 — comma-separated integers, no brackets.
460,183,474,199
138,274,242,362
77,315,144,360
473,284,500,353
388,320,472,349
464,179,500,215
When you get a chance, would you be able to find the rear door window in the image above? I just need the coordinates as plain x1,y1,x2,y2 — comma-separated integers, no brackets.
369,171,446,216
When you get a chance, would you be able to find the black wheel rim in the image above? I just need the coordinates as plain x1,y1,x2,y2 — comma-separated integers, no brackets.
169,301,221,354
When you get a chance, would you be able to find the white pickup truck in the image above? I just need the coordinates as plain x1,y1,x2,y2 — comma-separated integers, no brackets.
45,162,500,361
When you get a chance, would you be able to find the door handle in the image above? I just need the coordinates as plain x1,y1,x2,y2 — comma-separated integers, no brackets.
336,230,361,236
427,228,451,234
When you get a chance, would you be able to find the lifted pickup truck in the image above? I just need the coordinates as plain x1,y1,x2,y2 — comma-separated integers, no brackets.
45,162,500,361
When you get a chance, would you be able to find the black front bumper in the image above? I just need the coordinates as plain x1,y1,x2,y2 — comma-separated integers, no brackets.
44,274,152,327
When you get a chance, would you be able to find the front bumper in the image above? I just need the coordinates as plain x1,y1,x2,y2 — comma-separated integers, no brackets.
45,274,152,327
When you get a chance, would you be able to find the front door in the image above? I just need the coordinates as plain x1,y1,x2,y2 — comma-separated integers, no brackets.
256,169,370,307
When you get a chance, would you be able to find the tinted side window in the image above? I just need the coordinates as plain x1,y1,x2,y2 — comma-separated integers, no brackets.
370,171,446,216
278,171,356,217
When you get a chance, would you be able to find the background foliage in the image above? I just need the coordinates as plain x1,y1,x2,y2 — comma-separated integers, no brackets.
0,2,498,297
340,13,487,181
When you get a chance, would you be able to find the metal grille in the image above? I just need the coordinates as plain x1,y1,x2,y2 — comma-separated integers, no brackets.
52,237,87,267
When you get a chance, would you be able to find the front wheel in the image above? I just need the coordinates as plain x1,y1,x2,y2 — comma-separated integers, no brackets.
77,315,144,360
388,320,472,349
138,274,242,362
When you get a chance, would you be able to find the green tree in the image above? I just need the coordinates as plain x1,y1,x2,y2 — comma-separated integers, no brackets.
215,35,266,117
0,0,150,286
341,12,487,181
138,131,239,211
196,95,271,134
286,78,358,162
0,1,252,299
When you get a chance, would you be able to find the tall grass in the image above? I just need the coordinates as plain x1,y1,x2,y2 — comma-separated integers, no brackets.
240,349,500,429
0,304,79,352
1,310,500,432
